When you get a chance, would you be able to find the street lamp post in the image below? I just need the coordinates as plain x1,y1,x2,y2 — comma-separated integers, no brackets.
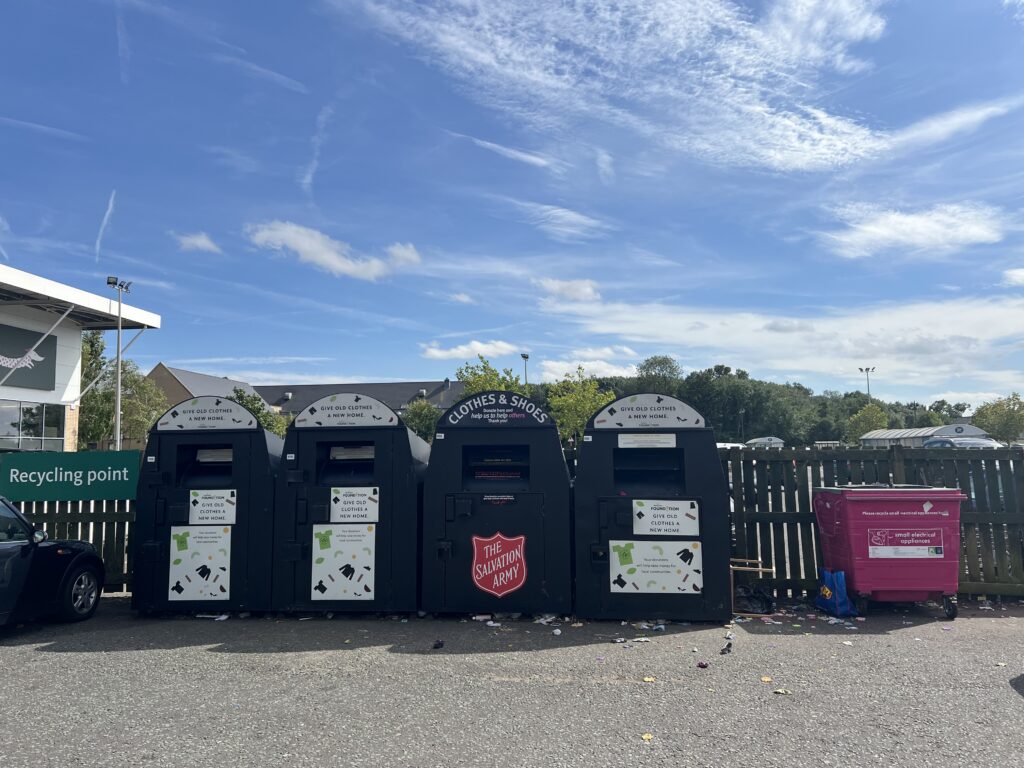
521,353,530,388
107,277,132,450
859,366,876,399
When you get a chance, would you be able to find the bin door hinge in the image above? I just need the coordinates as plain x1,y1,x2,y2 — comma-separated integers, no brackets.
436,539,453,559
590,543,608,563
455,498,473,519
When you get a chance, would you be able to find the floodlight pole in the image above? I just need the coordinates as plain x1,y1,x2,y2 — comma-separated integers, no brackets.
521,352,529,388
108,277,131,450
859,366,875,399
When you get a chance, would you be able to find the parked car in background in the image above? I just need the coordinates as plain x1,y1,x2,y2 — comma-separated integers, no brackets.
0,497,104,627
922,437,1004,449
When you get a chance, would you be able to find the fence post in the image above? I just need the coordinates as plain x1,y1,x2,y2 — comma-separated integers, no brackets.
890,445,906,485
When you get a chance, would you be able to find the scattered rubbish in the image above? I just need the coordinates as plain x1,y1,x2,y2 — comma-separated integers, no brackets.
855,617,866,622
841,641,854,646
697,660,710,669
996,662,1007,667
720,642,732,655
691,647,699,653
724,631,735,640
941,626,952,632
325,612,334,620
634,622,653,630
773,688,792,695
641,733,653,742
417,611,427,618
633,637,652,643
571,622,584,628
612,637,627,644
344,639,351,644
534,614,559,625
237,612,250,619
552,629,562,636
760,676,773,683
791,624,801,628
473,614,492,622
486,621,502,628
653,624,667,632
298,616,313,621
596,656,605,663
431,640,445,650
196,614,229,621
733,616,752,624
642,676,656,683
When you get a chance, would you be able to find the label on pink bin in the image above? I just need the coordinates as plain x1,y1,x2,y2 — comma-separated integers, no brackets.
867,528,944,558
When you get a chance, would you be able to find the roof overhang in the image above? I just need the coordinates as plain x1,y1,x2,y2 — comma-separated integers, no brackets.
0,264,161,330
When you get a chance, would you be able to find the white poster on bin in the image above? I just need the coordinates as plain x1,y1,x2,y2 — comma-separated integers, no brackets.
608,539,703,594
330,487,380,523
188,489,237,524
632,499,700,536
311,525,376,600
168,526,231,601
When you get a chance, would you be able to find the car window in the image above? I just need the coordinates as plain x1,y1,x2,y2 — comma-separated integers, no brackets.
0,502,30,542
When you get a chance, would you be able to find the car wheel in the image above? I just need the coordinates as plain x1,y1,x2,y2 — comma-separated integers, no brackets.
59,565,101,622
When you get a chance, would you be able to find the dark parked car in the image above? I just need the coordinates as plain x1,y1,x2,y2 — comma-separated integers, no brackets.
922,437,1004,449
0,497,104,627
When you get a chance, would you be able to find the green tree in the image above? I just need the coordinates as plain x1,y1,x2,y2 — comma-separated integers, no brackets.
929,399,969,422
455,355,526,396
401,398,441,442
635,355,682,394
971,393,1024,443
546,366,616,442
230,388,289,437
77,331,168,449
846,402,888,443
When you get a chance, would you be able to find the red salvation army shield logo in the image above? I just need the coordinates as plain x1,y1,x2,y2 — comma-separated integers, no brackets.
471,533,527,598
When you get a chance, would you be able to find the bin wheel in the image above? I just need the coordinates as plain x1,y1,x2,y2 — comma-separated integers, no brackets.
943,596,958,620
855,596,869,616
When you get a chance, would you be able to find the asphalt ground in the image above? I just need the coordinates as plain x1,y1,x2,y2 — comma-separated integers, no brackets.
2,597,1022,768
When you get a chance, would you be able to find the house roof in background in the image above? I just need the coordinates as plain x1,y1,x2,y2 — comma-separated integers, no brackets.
157,365,263,401
0,264,161,330
256,380,466,414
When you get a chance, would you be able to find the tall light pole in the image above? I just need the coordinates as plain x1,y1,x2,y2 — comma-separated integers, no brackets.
521,352,529,388
859,366,875,399
107,277,132,450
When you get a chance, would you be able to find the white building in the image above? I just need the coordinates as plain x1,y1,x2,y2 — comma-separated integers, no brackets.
859,424,987,448
0,265,160,452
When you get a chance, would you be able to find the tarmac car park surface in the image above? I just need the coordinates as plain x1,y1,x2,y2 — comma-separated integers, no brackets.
2,596,1023,768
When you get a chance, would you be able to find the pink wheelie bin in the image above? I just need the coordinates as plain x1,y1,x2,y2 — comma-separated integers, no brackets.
813,486,965,618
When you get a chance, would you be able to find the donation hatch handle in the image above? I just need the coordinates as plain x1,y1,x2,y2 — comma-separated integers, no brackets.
436,539,453,560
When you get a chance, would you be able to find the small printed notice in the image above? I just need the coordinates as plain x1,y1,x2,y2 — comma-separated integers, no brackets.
188,489,237,524
618,433,676,449
632,499,700,536
868,528,944,558
311,525,376,600
168,526,231,601
330,487,379,523
609,539,703,594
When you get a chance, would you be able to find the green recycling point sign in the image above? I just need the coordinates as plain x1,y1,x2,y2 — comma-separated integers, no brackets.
0,450,140,502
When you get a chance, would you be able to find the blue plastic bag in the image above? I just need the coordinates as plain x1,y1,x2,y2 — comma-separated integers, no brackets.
815,569,858,617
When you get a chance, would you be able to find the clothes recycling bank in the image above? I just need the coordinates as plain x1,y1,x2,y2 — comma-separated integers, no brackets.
0,450,140,502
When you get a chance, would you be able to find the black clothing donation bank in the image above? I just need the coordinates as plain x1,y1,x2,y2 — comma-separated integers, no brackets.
272,393,429,613
421,391,571,615
132,396,282,613
573,394,731,621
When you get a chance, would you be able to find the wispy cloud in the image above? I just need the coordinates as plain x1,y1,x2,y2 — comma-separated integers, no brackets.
540,358,637,381
172,231,222,254
595,148,615,184
534,277,601,302
449,131,563,170
94,190,117,263
886,97,1024,152
1003,268,1024,286
211,54,309,94
505,199,611,242
203,145,260,173
571,345,637,359
0,216,8,261
354,1,1019,172
1005,0,1024,24
116,0,244,52
0,115,89,142
449,292,476,304
819,203,1008,259
170,356,332,365
246,221,422,281
420,339,519,360
115,0,131,84
299,104,334,195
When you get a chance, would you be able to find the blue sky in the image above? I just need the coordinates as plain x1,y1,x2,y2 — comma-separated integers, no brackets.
2,1,1024,408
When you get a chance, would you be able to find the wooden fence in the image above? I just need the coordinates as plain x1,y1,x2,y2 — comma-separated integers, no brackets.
18,500,133,592
12,446,1024,599
723,446,1024,597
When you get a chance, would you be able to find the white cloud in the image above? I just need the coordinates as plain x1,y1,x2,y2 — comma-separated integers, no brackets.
887,98,1024,151
94,190,116,263
570,345,637,359
211,55,309,94
299,104,334,195
595,148,615,184
115,0,131,84
540,358,637,381
819,203,1008,259
928,391,1003,413
1004,0,1024,24
539,292,1024,390
246,221,392,281
173,231,222,254
1004,268,1024,286
420,339,520,360
353,1,1022,173
534,277,601,302
449,292,475,304
450,131,562,170
505,199,611,242
0,115,89,142
386,242,421,266
204,145,260,173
